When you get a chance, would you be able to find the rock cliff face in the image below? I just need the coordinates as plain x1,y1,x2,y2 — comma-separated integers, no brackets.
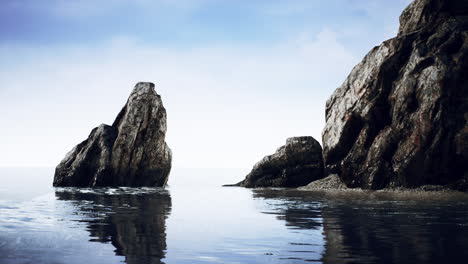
322,0,468,190
233,137,324,188
53,82,172,187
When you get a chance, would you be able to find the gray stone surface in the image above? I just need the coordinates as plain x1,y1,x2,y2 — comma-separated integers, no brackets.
322,0,468,190
53,82,172,187
231,137,324,188
298,174,348,191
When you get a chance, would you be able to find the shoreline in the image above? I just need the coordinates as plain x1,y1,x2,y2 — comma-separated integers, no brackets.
295,175,468,200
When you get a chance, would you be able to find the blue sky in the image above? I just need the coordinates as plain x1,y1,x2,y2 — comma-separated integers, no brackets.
0,0,411,169
2,0,409,50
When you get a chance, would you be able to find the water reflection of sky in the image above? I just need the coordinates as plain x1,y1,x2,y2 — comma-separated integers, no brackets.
1,168,468,264
0,192,125,264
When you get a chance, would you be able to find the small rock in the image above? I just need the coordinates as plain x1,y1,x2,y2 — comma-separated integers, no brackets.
231,137,324,188
298,174,348,191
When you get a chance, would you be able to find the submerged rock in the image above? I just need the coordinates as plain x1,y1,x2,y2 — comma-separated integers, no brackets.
53,82,172,187
322,0,468,190
232,137,324,188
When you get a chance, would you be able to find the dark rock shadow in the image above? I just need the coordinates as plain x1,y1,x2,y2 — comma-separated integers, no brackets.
320,198,468,264
55,188,172,264
252,189,468,264
252,189,323,231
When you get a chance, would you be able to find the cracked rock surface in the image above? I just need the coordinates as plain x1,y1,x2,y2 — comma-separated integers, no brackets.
322,0,468,190
53,82,172,187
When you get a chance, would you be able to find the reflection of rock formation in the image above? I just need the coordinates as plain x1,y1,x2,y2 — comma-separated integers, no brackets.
320,201,468,264
55,189,171,264
252,189,322,230
252,189,324,262
253,189,468,264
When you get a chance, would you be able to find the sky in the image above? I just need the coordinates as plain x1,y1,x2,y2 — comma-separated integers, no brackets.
0,0,412,169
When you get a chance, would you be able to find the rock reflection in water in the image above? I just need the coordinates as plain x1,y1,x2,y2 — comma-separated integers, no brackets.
253,189,468,264
252,189,324,263
253,189,322,231
55,188,171,264
320,196,468,264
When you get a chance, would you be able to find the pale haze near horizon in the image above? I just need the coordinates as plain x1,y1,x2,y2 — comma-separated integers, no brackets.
0,0,412,170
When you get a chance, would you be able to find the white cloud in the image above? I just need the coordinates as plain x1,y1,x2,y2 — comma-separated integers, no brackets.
0,29,357,170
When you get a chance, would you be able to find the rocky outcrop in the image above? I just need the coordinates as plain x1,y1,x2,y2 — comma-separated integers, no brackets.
53,82,172,187
232,137,324,188
322,0,468,190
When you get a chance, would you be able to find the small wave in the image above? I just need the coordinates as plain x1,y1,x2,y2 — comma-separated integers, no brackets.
54,186,169,196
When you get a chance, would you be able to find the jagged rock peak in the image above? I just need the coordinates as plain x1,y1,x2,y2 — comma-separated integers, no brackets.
230,136,324,188
53,82,172,187
398,0,468,35
134,81,156,92
126,82,159,101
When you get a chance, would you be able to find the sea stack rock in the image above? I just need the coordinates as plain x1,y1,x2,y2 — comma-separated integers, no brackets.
234,137,324,188
322,0,468,190
53,82,172,187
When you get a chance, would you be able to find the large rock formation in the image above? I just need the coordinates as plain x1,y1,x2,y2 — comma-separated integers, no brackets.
322,0,468,190
232,137,324,188
53,82,172,187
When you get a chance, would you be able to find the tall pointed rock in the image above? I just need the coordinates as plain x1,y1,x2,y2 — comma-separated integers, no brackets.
53,82,172,187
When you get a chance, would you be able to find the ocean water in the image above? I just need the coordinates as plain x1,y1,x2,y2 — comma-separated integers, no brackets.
1,168,468,264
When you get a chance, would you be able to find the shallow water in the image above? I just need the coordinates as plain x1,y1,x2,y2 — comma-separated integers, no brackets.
1,168,468,264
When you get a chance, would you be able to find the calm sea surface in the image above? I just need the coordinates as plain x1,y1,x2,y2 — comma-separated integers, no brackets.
1,168,468,264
